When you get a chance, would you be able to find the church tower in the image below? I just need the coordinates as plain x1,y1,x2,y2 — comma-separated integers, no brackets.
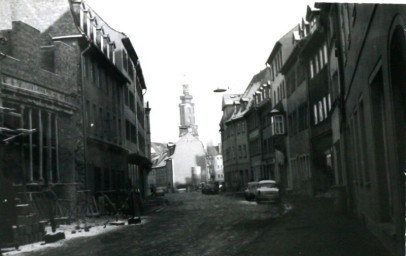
179,84,199,138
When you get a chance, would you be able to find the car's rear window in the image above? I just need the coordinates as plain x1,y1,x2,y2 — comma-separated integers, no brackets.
259,183,276,188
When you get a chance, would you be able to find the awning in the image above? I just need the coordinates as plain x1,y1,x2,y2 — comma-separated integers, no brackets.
127,153,152,169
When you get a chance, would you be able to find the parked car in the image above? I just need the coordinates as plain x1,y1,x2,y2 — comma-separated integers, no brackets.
156,186,167,196
202,181,219,194
255,180,280,203
244,181,258,200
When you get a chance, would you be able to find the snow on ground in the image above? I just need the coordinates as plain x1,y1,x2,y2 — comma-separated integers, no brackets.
237,200,258,205
3,216,149,255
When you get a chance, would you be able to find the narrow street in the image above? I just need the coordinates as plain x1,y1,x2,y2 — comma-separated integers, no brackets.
14,192,391,256
17,192,281,256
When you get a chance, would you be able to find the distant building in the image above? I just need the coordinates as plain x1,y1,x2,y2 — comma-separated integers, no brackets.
149,142,174,190
178,84,199,138
171,84,207,189
206,145,224,183
219,93,243,190
281,27,312,195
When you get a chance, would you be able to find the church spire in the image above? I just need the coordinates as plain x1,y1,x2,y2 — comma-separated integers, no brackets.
179,84,199,138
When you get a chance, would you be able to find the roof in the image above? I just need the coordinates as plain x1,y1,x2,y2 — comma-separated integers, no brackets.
266,25,298,65
0,0,145,88
0,0,75,34
222,94,241,107
306,5,320,22
227,68,271,122
151,151,172,168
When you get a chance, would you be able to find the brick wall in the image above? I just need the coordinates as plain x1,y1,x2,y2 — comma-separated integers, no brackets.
9,21,41,67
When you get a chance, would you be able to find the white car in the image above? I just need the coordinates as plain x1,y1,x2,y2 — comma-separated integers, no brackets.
255,180,280,203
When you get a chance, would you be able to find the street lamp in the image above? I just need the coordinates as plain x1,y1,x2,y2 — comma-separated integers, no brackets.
213,87,231,93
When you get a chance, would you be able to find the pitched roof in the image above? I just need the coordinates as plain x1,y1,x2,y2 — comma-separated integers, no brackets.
228,68,271,121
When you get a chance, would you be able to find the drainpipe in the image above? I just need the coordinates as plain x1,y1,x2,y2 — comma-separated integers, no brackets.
80,43,92,189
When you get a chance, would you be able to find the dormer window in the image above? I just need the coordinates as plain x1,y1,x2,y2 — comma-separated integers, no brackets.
100,35,104,53
87,15,91,38
123,50,128,73
109,42,116,63
106,39,110,58
92,25,97,43
80,8,87,32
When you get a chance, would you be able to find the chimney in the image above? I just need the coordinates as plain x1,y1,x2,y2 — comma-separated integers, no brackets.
167,142,176,155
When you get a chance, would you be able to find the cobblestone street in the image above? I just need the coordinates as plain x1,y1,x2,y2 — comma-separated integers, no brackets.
17,192,281,256
12,191,391,256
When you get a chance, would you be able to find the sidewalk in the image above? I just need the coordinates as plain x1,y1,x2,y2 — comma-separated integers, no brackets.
238,194,391,256
1,196,168,255
143,196,169,214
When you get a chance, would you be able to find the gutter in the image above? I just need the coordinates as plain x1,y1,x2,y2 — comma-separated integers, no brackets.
52,35,83,40
80,43,92,189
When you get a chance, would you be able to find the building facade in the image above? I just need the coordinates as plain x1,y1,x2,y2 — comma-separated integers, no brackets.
0,0,151,223
171,84,207,189
219,4,405,255
282,35,312,195
206,145,224,183
0,20,81,209
320,3,405,255
220,93,242,190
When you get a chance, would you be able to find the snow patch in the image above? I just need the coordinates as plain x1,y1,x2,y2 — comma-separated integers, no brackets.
238,200,257,205
3,217,149,255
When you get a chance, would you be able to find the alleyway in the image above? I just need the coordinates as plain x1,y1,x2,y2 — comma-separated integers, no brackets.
15,192,390,256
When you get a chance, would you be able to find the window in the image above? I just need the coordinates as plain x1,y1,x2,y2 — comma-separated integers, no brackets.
281,80,285,99
318,101,324,121
315,55,319,74
323,44,328,65
309,60,314,78
314,104,318,124
323,97,328,118
328,93,332,110
319,49,324,68
272,115,285,135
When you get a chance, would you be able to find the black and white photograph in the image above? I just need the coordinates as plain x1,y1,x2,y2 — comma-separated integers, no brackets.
0,0,405,255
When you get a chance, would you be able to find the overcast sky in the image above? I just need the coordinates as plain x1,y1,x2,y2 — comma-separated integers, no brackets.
85,0,402,146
